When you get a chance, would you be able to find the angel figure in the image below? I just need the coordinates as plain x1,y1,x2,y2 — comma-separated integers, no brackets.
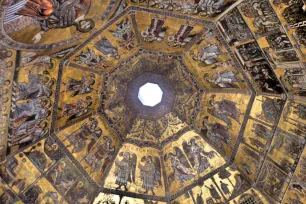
138,155,162,195
68,181,90,204
204,71,242,88
192,44,222,65
10,120,48,146
63,73,95,97
167,23,196,48
110,18,135,50
208,95,241,127
85,136,115,173
165,147,194,185
13,69,54,101
202,116,231,148
114,152,137,191
65,118,101,153
257,97,282,122
183,137,217,175
141,17,167,43
14,98,51,122
95,37,120,59
49,161,76,194
20,52,52,69
61,96,92,121
75,48,108,68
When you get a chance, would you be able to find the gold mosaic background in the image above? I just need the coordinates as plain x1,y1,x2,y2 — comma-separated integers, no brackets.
1,0,306,203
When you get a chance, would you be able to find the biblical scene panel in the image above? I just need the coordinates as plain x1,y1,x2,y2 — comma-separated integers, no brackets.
256,160,289,202
229,188,270,204
196,92,250,157
56,115,120,184
171,165,250,204
135,11,205,54
163,130,226,195
70,14,139,73
56,65,102,128
9,53,59,154
93,192,168,204
278,100,306,137
184,28,248,90
130,0,238,20
249,95,284,125
104,143,166,197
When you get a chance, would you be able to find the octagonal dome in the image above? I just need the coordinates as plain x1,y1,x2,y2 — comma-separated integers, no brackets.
3,0,302,203
138,83,163,107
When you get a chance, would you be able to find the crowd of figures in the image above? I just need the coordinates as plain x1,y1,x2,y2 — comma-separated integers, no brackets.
201,95,242,153
132,0,231,18
0,134,98,203
164,136,217,186
58,73,97,123
74,18,136,68
283,101,306,136
238,0,306,95
217,1,306,95
8,52,56,148
235,42,284,94
170,167,250,204
275,0,306,96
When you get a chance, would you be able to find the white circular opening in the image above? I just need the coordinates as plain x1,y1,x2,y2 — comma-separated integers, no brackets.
138,83,163,107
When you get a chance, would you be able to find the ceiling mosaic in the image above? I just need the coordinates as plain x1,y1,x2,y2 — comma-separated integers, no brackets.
1,0,306,203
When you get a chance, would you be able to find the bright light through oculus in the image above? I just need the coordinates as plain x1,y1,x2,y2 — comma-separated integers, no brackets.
138,83,163,107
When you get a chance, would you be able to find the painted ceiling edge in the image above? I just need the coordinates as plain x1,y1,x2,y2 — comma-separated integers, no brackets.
0,0,306,203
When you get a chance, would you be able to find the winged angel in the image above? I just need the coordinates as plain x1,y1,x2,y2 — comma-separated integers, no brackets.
165,147,195,185
208,95,241,127
203,116,231,149
138,155,162,195
183,137,217,174
115,152,137,191
110,18,135,50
